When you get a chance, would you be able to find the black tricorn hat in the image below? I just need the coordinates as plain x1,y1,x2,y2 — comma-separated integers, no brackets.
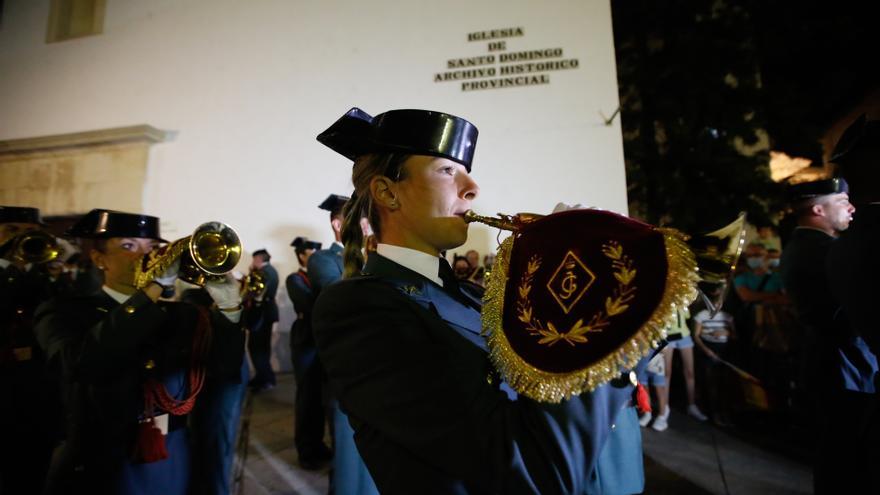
0,206,46,225
830,114,880,163
786,178,850,201
66,209,167,241
291,236,322,250
252,248,271,259
318,194,350,216
316,107,479,172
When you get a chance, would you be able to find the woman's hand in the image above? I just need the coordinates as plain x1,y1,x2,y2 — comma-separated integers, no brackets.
153,258,180,288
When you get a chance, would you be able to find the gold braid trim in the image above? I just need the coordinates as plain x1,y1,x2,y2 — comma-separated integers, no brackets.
482,228,699,403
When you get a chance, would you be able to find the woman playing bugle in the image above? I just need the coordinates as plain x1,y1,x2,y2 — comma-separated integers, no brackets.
34,209,244,495
312,108,645,494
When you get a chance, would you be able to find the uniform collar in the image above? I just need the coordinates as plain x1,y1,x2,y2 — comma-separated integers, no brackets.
376,243,443,287
102,285,133,304
793,226,835,238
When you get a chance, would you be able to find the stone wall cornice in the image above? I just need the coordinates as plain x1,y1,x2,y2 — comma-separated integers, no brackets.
0,125,170,155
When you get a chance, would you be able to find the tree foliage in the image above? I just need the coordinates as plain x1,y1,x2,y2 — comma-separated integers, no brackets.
612,0,878,232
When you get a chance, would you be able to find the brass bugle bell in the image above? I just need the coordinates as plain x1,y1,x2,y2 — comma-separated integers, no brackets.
242,269,266,298
134,221,242,288
0,230,62,264
686,213,747,316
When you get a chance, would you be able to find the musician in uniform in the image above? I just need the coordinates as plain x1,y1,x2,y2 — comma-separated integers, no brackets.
778,178,863,492
312,108,645,494
245,248,279,392
308,195,348,293
34,209,245,494
286,236,333,469
825,115,880,493
309,194,379,494
0,206,60,494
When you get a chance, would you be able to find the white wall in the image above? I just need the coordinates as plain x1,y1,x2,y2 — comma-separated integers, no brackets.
0,0,626,276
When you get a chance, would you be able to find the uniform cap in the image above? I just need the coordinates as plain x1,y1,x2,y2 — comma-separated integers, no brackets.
317,107,479,172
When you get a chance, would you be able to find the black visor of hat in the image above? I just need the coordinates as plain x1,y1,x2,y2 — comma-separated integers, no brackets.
66,208,167,242
786,178,850,201
317,107,479,172
0,206,46,225
291,236,322,250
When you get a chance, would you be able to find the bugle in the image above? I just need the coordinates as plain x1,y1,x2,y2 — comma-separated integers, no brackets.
133,221,242,288
0,230,62,265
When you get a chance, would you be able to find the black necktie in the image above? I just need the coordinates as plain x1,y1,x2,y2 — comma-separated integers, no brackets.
439,259,480,310
438,259,464,298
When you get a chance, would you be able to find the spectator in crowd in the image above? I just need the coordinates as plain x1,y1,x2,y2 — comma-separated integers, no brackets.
754,222,782,252
452,254,485,298
637,353,668,429
452,255,471,280
734,243,789,346
734,243,786,305
734,242,793,407
765,248,781,272
693,292,737,426
653,307,707,432
464,249,484,286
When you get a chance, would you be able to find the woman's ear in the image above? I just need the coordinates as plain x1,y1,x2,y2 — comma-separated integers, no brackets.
370,176,399,209
90,249,106,271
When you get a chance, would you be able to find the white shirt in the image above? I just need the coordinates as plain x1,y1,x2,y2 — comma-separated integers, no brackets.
377,243,444,287
693,309,733,344
102,285,133,304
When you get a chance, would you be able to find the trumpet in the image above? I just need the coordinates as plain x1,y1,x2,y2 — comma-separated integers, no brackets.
242,269,266,298
133,222,242,288
0,230,62,265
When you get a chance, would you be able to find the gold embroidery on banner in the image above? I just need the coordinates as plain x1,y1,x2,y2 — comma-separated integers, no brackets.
516,241,638,347
546,251,596,314
482,229,699,403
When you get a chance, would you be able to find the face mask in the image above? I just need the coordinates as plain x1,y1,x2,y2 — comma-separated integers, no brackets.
746,257,765,269
767,258,780,269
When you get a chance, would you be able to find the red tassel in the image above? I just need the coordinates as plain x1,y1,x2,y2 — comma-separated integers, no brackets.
635,383,651,414
131,419,168,463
